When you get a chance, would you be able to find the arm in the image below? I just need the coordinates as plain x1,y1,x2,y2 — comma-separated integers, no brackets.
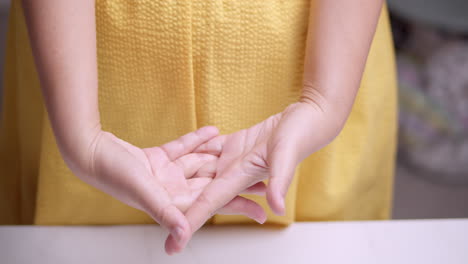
165,0,386,254
22,0,100,176
22,2,260,250
300,0,384,143
21,0,199,242
273,0,384,213
267,0,385,205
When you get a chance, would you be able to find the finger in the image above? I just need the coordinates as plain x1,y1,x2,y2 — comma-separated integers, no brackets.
266,145,298,216
138,185,190,255
187,180,265,212
186,177,212,209
193,135,226,156
162,177,211,213
160,126,219,161
188,180,265,209
188,180,266,199
166,196,268,253
243,181,267,195
165,168,250,253
194,159,217,178
155,205,191,256
216,196,267,224
165,196,267,253
174,153,217,179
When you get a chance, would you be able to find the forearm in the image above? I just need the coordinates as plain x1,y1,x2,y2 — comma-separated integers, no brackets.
22,0,100,173
301,0,383,128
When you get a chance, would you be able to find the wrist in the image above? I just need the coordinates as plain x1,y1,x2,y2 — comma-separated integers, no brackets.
55,121,103,179
299,84,352,136
281,101,342,162
299,84,328,114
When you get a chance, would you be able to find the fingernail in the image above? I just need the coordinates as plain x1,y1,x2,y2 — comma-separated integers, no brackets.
172,227,184,243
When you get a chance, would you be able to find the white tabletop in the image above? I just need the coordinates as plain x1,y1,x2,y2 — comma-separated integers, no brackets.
1,219,467,264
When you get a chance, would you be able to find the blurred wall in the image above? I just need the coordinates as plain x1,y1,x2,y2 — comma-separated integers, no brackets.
0,0,10,108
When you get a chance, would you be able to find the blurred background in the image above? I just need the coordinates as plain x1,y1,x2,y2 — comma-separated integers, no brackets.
1,0,467,219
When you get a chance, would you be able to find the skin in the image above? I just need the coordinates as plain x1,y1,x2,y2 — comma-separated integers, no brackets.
22,0,384,255
21,0,265,251
164,0,385,254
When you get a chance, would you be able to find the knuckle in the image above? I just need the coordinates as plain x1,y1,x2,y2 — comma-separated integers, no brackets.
195,192,216,215
196,192,213,208
155,204,173,228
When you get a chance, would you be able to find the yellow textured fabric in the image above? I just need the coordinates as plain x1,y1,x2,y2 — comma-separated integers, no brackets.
0,0,397,225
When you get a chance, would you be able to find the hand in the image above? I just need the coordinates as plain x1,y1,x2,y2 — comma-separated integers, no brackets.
165,101,344,253
70,126,266,254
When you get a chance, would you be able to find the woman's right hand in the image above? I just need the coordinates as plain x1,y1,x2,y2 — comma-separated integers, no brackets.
66,126,266,253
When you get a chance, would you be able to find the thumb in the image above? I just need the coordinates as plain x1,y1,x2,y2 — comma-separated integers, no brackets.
152,205,190,250
266,143,298,216
140,186,191,254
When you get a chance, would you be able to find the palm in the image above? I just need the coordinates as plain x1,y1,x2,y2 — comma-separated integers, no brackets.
87,126,266,254
219,102,330,183
166,103,329,253
210,114,280,187
195,103,318,197
142,143,216,212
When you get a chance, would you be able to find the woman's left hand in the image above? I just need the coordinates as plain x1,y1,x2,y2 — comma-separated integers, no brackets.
165,99,345,253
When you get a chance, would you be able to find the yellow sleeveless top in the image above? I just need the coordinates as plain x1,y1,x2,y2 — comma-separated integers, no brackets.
0,0,397,225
